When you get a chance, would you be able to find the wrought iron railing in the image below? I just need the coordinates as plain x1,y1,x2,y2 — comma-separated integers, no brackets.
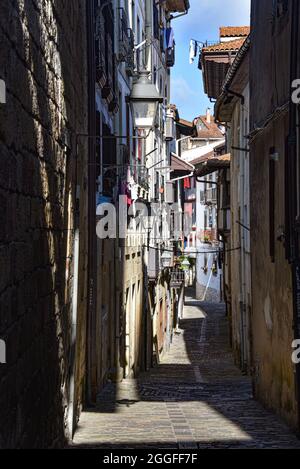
118,8,134,75
95,11,106,88
118,8,129,61
201,187,217,205
170,268,185,287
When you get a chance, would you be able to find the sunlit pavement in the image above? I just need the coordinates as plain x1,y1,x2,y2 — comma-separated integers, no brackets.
72,294,300,449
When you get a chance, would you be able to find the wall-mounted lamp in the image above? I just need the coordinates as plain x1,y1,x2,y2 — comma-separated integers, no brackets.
161,250,173,269
128,70,163,130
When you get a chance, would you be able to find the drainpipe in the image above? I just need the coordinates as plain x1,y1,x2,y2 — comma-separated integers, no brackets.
67,183,80,438
86,0,97,406
290,0,300,433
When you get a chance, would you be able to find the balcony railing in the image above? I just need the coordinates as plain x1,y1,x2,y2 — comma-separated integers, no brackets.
108,57,119,114
102,33,114,104
126,29,135,76
170,268,185,288
118,8,129,61
95,11,106,88
200,187,217,205
118,8,135,76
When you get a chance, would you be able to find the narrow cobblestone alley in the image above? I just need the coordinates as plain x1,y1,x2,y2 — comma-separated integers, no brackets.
72,295,300,449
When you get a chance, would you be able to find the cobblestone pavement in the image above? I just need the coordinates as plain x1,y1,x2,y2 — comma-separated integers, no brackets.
73,296,300,449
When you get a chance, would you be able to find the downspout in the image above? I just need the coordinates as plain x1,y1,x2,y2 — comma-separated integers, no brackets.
67,181,80,438
86,0,97,406
290,0,300,433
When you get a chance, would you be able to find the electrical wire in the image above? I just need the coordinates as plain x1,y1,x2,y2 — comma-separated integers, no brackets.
128,243,241,255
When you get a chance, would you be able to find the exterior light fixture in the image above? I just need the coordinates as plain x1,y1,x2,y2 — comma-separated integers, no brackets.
143,215,155,232
161,250,173,269
129,70,163,130
181,258,190,270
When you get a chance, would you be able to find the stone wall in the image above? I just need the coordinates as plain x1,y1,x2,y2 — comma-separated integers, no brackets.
0,0,88,448
250,0,297,429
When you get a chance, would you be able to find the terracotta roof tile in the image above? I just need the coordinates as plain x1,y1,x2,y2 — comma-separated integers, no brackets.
202,38,246,53
220,26,250,37
194,116,224,139
178,118,193,128
194,153,231,176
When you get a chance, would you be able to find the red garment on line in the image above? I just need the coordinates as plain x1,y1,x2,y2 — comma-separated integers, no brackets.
184,177,191,189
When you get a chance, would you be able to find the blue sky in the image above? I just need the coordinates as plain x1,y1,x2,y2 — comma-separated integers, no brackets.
171,0,251,121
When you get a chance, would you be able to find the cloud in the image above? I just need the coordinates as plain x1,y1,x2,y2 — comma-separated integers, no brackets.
171,76,197,102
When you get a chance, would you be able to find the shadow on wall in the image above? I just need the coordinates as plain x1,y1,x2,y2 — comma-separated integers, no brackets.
0,0,88,448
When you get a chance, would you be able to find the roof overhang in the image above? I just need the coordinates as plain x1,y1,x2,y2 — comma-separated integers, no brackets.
170,153,195,179
201,38,246,100
202,53,236,99
215,36,250,122
182,139,226,165
195,153,231,177
166,0,190,13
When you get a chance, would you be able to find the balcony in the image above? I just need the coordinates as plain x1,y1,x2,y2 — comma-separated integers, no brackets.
200,187,217,205
108,57,119,114
126,29,135,76
102,33,114,104
170,268,185,288
95,11,106,88
118,8,135,76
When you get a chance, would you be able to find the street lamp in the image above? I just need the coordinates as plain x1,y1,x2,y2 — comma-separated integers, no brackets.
129,70,163,130
161,250,173,269
181,258,190,271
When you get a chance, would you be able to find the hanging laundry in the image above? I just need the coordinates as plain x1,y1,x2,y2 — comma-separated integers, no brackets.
194,41,198,57
166,27,174,49
161,28,168,50
184,177,191,189
189,40,195,64
198,53,201,70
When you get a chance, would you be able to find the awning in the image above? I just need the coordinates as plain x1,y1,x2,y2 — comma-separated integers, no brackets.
171,153,195,176
194,153,231,177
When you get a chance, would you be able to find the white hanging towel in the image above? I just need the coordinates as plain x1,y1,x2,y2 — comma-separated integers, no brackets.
189,40,196,64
